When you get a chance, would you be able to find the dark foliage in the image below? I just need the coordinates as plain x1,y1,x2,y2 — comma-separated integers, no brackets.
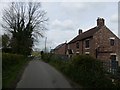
68,55,114,88
2,48,12,53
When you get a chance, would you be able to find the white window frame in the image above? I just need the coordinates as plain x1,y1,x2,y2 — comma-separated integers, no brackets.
110,53,116,55
72,50,74,54
109,37,115,39
85,52,90,54
76,51,79,54
109,37,115,46
116,56,118,61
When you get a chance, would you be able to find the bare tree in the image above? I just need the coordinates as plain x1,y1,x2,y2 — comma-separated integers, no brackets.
1,2,48,55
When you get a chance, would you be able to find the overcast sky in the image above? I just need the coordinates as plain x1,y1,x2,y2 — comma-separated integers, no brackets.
0,0,119,51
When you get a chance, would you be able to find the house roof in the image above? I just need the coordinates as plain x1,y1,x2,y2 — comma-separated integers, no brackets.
54,43,66,50
68,26,101,44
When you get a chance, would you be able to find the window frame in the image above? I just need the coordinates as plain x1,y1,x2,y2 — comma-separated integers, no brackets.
76,42,79,49
110,37,115,46
110,39,115,46
85,52,90,55
85,39,90,49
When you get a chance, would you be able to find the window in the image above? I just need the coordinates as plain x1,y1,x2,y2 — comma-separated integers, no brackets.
85,39,89,48
111,55,116,60
68,49,73,54
110,38,115,46
76,42,79,48
110,55,118,71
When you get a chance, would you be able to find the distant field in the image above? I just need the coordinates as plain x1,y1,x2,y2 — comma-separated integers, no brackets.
32,51,41,57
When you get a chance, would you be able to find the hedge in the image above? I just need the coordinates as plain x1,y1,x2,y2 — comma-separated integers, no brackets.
2,53,27,88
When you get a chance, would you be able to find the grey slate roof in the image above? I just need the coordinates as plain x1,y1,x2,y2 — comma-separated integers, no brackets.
69,26,101,44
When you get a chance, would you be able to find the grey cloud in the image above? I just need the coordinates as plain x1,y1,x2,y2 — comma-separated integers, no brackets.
60,2,107,14
51,19,75,31
110,14,118,23
34,36,57,50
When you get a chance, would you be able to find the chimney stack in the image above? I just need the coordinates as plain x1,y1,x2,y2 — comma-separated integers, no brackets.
78,29,82,34
97,17,105,27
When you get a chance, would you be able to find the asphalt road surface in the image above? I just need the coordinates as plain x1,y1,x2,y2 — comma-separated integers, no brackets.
16,59,72,88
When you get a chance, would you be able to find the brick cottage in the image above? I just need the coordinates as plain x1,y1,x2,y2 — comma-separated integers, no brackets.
53,17,120,72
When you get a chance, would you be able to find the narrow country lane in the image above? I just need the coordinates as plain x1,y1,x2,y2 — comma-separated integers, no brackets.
16,59,72,88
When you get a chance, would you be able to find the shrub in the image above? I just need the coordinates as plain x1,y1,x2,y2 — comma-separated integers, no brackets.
68,55,114,88
41,53,52,62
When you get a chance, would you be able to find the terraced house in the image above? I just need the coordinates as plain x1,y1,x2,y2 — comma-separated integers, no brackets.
54,17,120,73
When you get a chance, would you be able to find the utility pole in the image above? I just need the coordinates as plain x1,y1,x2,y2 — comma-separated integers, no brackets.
50,47,51,53
45,37,47,53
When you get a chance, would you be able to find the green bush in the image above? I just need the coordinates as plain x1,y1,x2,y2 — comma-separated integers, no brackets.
68,55,114,88
42,53,67,70
2,53,27,88
41,53,52,62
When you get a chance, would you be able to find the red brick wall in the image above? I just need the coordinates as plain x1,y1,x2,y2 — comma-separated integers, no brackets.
82,37,95,57
93,26,120,65
118,40,120,66
54,44,67,55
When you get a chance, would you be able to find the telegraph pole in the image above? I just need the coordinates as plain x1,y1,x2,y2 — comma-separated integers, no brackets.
45,37,47,53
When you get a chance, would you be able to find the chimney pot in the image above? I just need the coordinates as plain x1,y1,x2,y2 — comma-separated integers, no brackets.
79,29,82,34
97,17,105,27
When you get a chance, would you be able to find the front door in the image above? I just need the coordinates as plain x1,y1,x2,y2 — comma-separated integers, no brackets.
111,55,118,74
